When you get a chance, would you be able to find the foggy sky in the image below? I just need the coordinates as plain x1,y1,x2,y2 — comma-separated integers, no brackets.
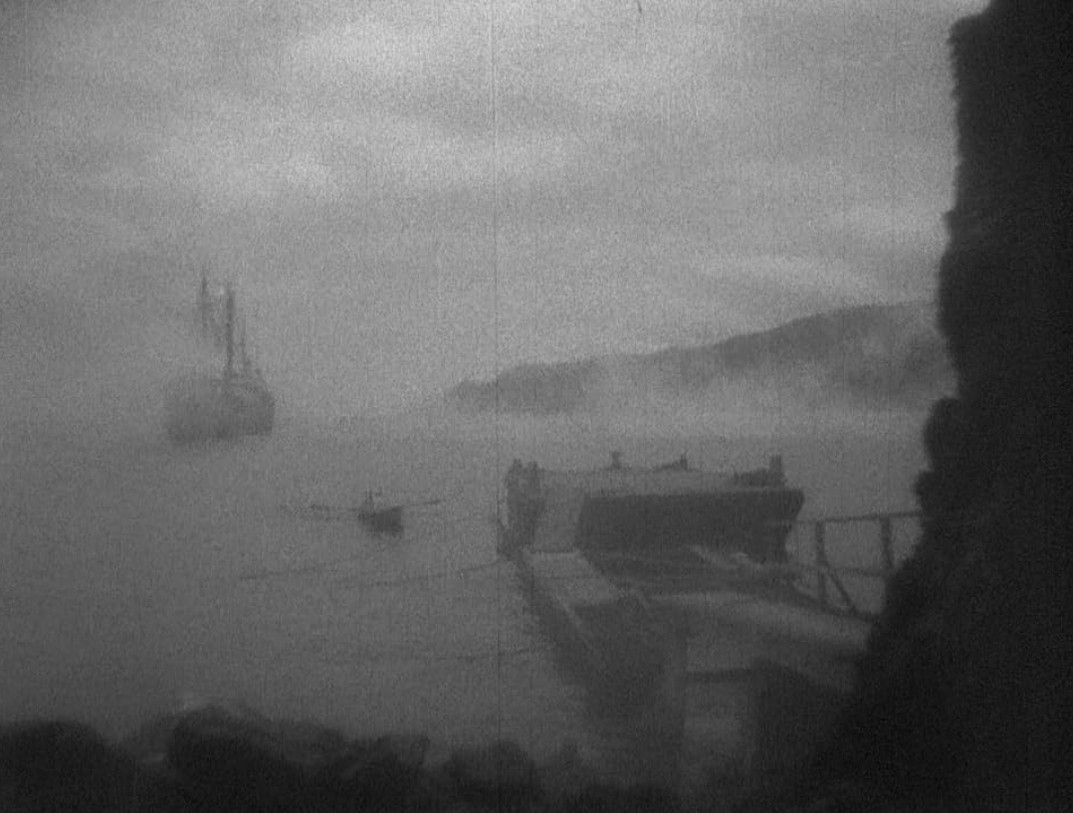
1,0,985,422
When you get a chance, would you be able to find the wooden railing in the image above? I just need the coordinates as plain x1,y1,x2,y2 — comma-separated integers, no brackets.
771,511,921,619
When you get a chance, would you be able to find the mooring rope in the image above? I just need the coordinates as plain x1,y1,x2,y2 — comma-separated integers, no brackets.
238,557,505,586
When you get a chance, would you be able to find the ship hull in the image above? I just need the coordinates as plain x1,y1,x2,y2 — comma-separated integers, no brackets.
165,376,274,445
577,488,805,562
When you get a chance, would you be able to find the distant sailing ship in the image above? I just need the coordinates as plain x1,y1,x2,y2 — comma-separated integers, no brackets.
164,274,275,444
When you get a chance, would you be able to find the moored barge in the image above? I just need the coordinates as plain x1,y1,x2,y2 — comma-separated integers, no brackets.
499,452,807,705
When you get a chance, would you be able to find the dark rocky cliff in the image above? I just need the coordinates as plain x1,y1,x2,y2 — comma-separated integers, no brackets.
747,2,1073,810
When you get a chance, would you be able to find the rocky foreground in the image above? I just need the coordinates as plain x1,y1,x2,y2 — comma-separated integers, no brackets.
0,703,708,812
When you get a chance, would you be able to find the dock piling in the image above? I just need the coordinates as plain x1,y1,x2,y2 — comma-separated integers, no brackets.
814,521,828,608
879,516,894,577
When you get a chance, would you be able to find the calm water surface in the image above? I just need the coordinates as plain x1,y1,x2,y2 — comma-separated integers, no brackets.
0,412,927,777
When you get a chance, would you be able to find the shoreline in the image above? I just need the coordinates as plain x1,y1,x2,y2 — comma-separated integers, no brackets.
0,701,744,812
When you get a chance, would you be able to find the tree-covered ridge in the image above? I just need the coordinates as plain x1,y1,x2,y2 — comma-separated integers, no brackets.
447,301,950,415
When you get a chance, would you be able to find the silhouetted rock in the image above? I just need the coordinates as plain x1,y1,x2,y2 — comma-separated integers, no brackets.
562,781,680,813
0,710,696,812
165,705,313,811
441,739,542,811
742,2,1073,810
0,720,191,812
326,733,430,811
120,711,182,766
537,741,601,807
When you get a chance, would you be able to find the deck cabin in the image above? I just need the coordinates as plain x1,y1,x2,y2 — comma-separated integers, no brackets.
503,452,805,569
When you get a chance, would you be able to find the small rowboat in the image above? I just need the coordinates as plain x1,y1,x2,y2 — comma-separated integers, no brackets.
281,495,441,533
357,491,404,535
357,503,404,535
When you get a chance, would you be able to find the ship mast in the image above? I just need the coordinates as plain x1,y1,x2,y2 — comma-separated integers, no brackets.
238,316,250,374
198,272,210,337
224,285,235,379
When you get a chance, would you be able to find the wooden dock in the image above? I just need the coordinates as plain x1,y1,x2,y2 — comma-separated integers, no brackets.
664,511,918,792
507,510,919,793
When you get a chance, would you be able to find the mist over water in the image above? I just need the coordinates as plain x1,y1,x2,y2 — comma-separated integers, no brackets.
0,372,927,777
2,268,928,769
0,0,987,797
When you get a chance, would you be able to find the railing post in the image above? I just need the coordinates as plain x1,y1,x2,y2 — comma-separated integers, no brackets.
879,517,894,578
814,521,827,608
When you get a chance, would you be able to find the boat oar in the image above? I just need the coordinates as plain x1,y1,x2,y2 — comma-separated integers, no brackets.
279,497,442,521
401,498,443,509
279,503,361,521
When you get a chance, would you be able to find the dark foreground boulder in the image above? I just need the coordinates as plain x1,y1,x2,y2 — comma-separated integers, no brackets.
0,720,192,812
4,707,695,812
562,782,681,813
166,705,316,811
326,733,430,811
441,739,542,811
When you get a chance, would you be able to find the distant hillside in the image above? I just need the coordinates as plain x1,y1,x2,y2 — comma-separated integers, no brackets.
446,301,952,415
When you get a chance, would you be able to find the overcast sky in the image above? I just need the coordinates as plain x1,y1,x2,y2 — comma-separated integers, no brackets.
1,0,986,421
